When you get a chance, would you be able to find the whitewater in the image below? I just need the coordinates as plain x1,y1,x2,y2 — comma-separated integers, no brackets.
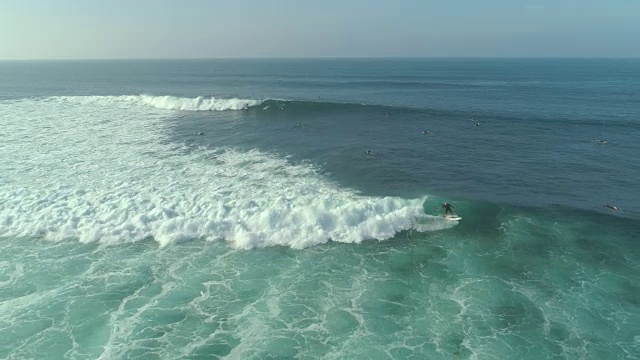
0,95,452,249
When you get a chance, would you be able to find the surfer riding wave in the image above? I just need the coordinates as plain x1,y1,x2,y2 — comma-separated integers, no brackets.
441,202,454,216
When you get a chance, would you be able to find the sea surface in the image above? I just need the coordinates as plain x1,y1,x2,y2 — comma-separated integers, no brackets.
0,59,638,359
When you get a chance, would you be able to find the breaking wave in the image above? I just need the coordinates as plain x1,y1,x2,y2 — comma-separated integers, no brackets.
0,96,455,249
37,94,263,111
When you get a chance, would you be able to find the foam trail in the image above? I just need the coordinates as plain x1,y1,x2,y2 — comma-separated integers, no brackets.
0,96,451,249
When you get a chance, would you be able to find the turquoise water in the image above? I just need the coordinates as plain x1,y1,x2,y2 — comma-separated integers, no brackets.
0,59,639,359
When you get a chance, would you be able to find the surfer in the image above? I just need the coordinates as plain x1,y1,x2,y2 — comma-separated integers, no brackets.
366,150,376,156
604,204,619,211
423,130,432,135
596,139,607,144
441,202,454,216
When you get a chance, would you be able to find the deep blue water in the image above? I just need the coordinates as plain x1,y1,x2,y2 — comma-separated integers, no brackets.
0,59,638,359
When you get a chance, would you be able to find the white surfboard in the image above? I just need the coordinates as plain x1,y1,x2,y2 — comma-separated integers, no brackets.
444,215,462,221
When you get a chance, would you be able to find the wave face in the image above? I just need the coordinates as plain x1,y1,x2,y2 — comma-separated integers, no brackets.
0,96,453,248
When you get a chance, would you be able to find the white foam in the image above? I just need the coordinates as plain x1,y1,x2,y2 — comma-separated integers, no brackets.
0,96,449,249
46,94,262,111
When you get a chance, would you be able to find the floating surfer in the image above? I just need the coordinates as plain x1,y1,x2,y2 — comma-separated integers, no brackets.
423,130,432,135
366,150,377,157
604,204,619,211
595,139,607,144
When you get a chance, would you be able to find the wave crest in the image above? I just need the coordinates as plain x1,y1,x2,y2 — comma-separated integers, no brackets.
36,95,263,111
130,95,262,111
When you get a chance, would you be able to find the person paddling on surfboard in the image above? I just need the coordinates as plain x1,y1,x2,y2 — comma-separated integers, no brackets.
441,202,454,216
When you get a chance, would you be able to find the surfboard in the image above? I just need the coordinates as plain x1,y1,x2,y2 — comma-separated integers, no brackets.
444,215,462,221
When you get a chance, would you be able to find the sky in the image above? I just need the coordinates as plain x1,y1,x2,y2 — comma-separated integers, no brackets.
1,0,639,59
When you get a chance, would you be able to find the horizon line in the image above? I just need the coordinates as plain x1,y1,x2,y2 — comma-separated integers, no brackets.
1,56,639,62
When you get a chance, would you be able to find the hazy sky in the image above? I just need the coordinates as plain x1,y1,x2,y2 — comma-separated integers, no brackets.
1,0,639,59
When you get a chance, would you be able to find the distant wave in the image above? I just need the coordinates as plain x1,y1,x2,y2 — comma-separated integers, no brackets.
36,95,264,111
130,95,263,111
18,95,409,113
28,95,393,114
13,95,633,128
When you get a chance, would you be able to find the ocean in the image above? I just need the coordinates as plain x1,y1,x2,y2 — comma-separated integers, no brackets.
0,59,638,359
